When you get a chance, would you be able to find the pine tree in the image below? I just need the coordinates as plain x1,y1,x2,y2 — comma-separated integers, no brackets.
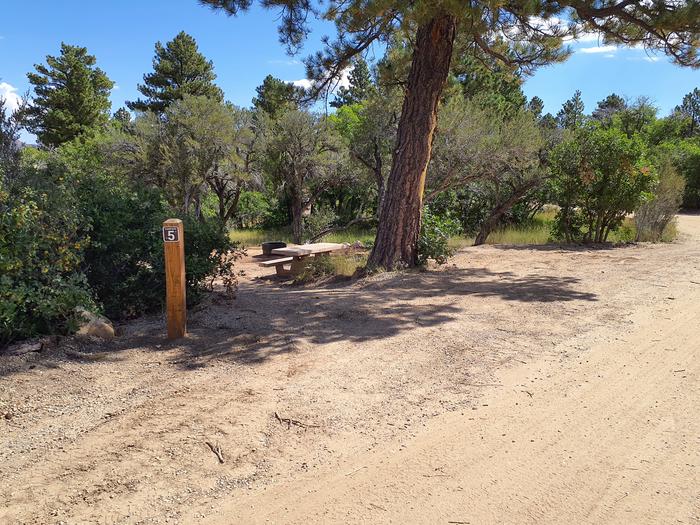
112,107,132,125
592,93,627,125
127,31,223,113
675,88,700,136
557,91,586,130
252,75,303,117
527,97,545,120
331,57,374,108
203,0,700,269
25,43,113,147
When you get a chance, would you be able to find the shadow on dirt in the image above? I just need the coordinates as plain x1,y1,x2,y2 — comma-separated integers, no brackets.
1,266,597,377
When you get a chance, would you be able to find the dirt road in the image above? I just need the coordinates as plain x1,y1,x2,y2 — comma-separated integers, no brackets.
211,252,699,524
1,216,699,524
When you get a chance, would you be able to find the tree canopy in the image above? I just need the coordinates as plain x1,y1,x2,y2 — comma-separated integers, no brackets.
202,0,700,268
25,43,114,147
127,31,223,113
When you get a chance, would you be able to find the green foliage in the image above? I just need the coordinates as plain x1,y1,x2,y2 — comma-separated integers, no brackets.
331,57,375,108
634,158,685,242
2,135,243,344
113,95,251,220
655,138,700,208
417,208,459,266
25,43,114,147
127,31,223,113
252,74,303,118
591,93,626,125
550,126,655,243
0,185,94,345
527,96,544,119
556,90,585,130
303,206,338,242
259,108,342,242
0,97,23,183
675,87,700,137
235,190,271,228
452,54,526,118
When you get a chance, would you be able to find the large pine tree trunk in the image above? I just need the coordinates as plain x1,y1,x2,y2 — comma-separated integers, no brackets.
367,13,457,270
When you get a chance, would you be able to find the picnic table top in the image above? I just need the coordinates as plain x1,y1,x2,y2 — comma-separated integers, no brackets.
271,242,345,257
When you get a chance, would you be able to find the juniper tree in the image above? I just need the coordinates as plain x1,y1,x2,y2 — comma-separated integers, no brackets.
201,0,700,268
25,43,113,147
127,31,223,113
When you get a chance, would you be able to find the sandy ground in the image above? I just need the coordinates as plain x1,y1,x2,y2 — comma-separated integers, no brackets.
1,216,698,525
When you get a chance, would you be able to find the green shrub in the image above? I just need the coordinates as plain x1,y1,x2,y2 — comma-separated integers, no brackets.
236,190,271,228
634,159,685,242
0,187,95,345
417,208,458,265
77,172,243,319
303,206,339,241
550,126,655,243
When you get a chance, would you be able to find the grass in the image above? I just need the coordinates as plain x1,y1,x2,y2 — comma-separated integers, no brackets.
229,226,375,248
232,209,678,255
293,252,368,284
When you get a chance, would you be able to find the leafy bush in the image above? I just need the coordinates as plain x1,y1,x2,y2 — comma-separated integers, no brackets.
0,187,95,345
235,190,271,228
303,206,339,241
77,172,243,319
417,208,458,265
2,137,244,345
655,139,700,208
634,159,685,242
550,126,655,243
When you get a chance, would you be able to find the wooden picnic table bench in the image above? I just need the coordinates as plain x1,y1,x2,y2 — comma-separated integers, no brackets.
260,242,346,276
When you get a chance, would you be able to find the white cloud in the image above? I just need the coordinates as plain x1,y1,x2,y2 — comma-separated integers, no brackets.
268,59,302,66
569,31,603,43
291,78,314,90
0,82,22,112
289,67,351,92
579,45,618,54
604,54,615,58
113,84,120,90
643,56,661,63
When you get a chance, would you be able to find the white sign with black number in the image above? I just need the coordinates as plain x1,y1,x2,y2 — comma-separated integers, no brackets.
163,226,179,242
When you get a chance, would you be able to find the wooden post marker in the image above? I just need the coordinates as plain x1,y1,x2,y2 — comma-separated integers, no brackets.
163,219,186,340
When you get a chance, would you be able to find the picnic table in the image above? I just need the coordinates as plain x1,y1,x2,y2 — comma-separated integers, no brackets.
259,242,346,276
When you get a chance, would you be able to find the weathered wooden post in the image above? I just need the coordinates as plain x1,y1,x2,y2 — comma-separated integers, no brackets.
162,219,186,340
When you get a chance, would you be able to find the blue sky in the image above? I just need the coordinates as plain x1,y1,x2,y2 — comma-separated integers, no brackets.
1,0,699,138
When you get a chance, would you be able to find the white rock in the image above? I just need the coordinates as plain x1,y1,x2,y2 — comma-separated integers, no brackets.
75,307,115,339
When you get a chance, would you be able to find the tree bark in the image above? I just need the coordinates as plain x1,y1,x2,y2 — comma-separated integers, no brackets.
291,191,303,244
367,13,457,270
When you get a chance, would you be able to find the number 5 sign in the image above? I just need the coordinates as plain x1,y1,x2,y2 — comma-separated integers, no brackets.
163,226,179,242
162,219,186,340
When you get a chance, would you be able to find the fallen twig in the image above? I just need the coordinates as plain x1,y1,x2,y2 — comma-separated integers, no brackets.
274,411,319,430
521,390,534,398
369,503,387,511
673,369,686,373
345,465,367,476
448,521,470,524
205,441,225,464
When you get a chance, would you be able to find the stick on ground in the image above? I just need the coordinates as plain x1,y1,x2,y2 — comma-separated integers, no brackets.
205,441,225,464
